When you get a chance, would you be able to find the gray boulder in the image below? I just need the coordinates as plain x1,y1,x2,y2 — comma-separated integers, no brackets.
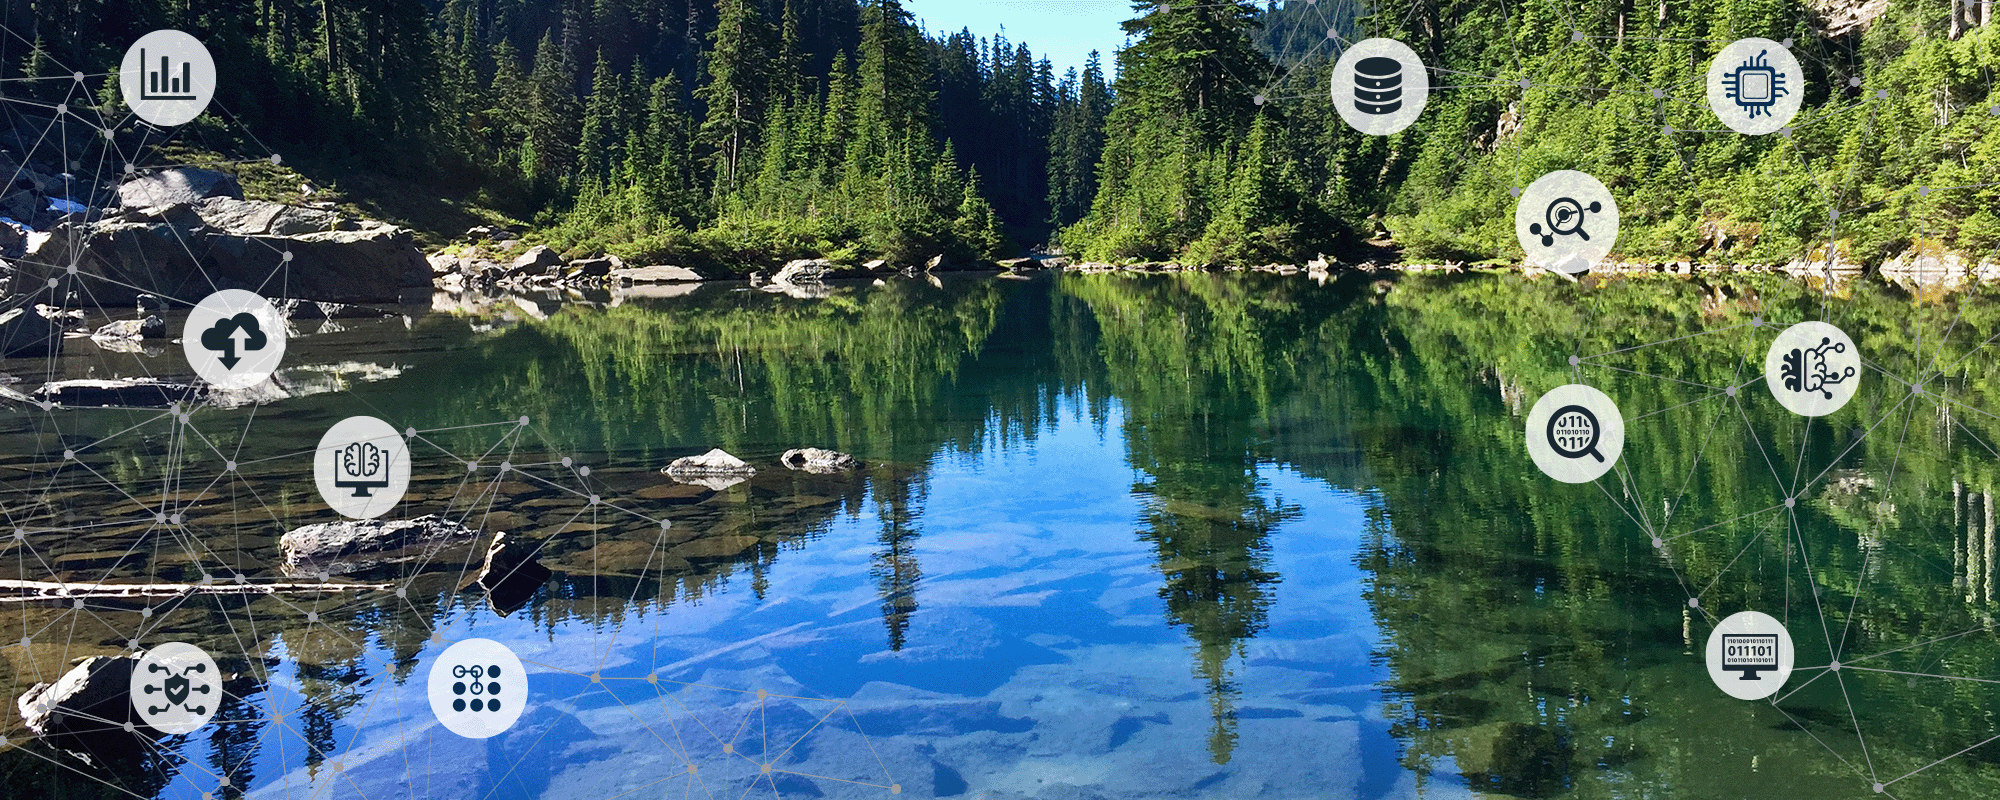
91,315,166,340
775,258,832,284
117,167,243,209
0,304,63,357
510,245,563,274
663,448,757,476
18,655,147,737
194,197,337,236
18,220,430,306
608,265,704,284
282,514,481,574
780,447,861,473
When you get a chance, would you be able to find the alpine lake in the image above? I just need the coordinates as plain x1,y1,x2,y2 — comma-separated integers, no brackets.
1,268,1998,800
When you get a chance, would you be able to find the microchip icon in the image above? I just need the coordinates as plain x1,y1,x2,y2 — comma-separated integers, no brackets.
1724,49,1788,118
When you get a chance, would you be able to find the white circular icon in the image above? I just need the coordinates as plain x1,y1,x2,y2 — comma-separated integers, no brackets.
428,638,527,739
1764,321,1860,417
315,416,411,519
131,642,220,734
119,30,216,127
1526,384,1625,483
1705,610,1794,700
1332,38,1429,136
1706,38,1802,135
183,290,286,390
1516,170,1620,274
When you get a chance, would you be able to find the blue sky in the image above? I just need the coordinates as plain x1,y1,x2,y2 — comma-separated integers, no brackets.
903,0,1136,77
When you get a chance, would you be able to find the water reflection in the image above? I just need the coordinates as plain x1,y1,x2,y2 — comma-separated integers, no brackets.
4,271,2000,798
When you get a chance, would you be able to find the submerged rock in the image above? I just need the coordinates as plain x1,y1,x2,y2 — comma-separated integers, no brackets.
282,514,480,574
663,448,757,477
469,531,552,616
780,447,861,473
90,315,166,340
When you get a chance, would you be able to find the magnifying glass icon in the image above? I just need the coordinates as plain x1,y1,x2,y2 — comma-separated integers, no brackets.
1532,196,1603,246
1546,404,1604,462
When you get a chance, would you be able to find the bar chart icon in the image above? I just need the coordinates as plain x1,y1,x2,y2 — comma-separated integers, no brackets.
120,30,214,126
140,48,198,100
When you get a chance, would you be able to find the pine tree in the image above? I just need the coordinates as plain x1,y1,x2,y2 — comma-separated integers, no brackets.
697,0,774,193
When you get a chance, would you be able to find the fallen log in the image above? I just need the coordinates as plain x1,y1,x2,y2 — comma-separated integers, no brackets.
0,578,393,603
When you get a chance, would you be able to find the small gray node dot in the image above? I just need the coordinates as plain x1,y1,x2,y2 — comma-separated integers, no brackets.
128,639,140,650
66,264,76,275
61,449,73,460
200,573,213,584
1874,783,1885,794
122,722,135,733
101,128,113,139
590,672,602,683
17,636,27,648
1779,127,1793,138
467,461,478,472
395,587,408,598
317,571,330,582
1567,355,1580,366
1687,597,1700,609
0,734,9,747
1326,27,1338,39
589,494,601,506
757,689,768,699
1848,76,1862,87
1829,209,1841,221
660,520,673,531
67,160,79,171
72,599,83,609
1252,94,1265,106
140,607,152,618
724,743,734,754
1662,124,1674,136
762,764,772,774
233,573,245,584
1911,381,1923,394
688,764,698,774
579,466,591,476
892,785,902,795
1781,37,1794,48
155,513,168,523
1517,77,1531,90
1725,385,1737,397
405,427,417,437
1752,315,1763,327
307,612,318,623
1508,186,1522,198
71,71,83,81
1785,497,1796,508
1830,660,1842,671
430,631,443,642
331,761,343,772
171,513,184,525
270,154,283,165
219,776,231,788
1570,30,1584,42
1649,88,1663,99
1651,537,1664,549
518,415,531,426
1874,89,1888,100
1919,186,1931,197
561,456,573,467
54,104,66,116
646,673,659,683
123,163,135,174
225,460,236,472
281,251,294,262
44,277,57,288
499,461,512,472
1991,105,2000,116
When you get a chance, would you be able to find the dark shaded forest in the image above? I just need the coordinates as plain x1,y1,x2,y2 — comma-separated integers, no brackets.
0,0,1994,268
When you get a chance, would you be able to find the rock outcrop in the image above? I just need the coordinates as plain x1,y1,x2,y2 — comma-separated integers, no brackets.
780,447,861,473
282,514,481,574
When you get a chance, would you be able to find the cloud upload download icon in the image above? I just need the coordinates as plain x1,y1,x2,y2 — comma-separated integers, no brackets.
199,312,267,369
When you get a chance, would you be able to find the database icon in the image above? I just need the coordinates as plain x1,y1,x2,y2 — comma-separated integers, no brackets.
1333,38,1429,136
